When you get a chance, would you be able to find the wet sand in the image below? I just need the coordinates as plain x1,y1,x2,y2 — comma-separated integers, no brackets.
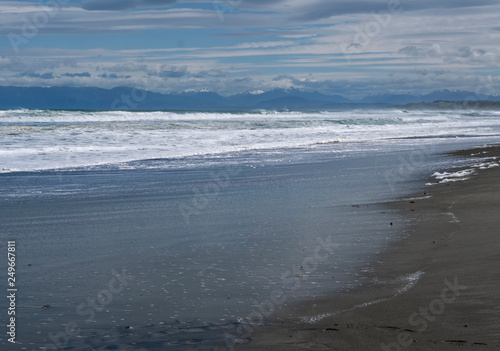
238,144,500,350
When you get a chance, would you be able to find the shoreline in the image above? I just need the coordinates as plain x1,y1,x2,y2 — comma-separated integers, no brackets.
238,144,500,350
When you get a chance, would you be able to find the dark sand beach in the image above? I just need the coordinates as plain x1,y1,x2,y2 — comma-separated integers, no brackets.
239,145,500,350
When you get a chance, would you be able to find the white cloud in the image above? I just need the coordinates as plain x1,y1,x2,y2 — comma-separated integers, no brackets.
233,41,295,49
398,45,499,66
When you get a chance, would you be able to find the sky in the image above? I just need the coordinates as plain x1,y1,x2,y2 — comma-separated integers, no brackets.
0,0,499,98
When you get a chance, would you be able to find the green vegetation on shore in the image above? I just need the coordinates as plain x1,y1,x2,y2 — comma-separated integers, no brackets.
400,100,500,110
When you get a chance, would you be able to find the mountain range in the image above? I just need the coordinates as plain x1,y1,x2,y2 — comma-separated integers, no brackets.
0,86,499,110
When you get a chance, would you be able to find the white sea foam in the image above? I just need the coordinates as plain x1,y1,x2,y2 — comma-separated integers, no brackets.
432,169,476,180
2,109,500,173
404,195,432,201
431,169,475,183
444,212,460,223
299,271,424,324
473,161,499,170
394,270,424,296
429,156,500,185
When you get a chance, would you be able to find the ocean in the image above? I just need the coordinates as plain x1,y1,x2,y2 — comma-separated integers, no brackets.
1,108,500,174
1,108,500,350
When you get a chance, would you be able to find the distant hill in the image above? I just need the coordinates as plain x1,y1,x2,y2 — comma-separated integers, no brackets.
0,86,498,110
0,86,227,110
360,89,500,105
400,100,500,110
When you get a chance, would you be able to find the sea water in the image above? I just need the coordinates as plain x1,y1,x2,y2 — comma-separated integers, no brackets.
2,109,500,174
1,109,500,350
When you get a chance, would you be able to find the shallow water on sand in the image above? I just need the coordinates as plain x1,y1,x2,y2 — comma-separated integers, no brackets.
0,137,498,350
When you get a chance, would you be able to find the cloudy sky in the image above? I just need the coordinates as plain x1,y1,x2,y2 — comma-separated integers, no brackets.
0,0,499,97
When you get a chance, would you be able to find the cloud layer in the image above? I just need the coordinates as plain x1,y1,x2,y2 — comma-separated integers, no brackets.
81,0,177,11
0,0,498,97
